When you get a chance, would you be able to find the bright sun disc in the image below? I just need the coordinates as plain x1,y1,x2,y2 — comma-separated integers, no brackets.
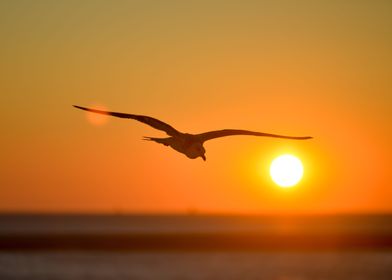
270,154,303,188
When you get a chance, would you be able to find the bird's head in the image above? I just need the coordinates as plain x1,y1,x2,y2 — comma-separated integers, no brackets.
198,145,206,161
188,143,206,161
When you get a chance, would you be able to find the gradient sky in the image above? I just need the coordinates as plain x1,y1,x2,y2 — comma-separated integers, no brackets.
1,0,391,214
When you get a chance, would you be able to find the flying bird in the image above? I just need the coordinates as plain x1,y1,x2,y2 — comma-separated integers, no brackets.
74,105,312,161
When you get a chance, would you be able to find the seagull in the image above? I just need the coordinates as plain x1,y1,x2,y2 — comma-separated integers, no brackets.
74,105,312,161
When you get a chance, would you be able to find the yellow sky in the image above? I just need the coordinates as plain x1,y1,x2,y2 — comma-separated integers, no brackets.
0,0,391,214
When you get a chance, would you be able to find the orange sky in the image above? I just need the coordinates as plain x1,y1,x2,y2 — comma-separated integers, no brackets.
0,1,391,214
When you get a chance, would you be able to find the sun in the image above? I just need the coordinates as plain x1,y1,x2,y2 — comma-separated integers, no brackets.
270,154,304,188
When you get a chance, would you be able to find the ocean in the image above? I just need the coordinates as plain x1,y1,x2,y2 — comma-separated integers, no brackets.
0,214,391,279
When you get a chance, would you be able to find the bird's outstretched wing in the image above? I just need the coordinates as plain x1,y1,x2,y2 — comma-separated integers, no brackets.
73,105,181,136
196,129,312,142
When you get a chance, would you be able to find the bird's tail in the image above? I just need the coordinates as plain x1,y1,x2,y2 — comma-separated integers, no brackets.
142,136,170,146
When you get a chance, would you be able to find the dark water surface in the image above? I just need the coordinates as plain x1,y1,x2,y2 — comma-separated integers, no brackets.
0,214,391,279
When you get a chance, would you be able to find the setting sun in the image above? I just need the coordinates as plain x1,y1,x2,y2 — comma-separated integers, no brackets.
270,154,304,188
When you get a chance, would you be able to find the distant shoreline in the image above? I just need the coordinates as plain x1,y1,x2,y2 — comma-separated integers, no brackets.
1,213,391,251
1,232,392,251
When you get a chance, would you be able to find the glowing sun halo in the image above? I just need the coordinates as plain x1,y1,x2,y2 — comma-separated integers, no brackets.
270,154,304,188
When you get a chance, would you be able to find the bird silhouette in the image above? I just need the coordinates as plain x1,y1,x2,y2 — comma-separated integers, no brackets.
74,105,312,161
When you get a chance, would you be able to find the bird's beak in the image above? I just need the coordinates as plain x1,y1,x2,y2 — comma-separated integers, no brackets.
201,155,206,161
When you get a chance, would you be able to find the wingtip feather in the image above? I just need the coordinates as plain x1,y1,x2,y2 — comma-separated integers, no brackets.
73,105,88,111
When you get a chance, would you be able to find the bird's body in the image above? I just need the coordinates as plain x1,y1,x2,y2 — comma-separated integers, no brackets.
73,105,312,161
144,134,206,160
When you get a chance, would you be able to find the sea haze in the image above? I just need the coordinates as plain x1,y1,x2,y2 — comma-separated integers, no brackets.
1,213,392,235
